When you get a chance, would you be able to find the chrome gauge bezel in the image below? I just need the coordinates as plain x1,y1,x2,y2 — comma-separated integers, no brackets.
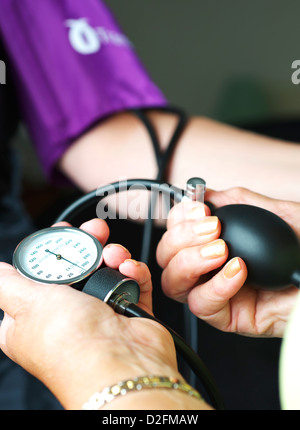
13,226,103,285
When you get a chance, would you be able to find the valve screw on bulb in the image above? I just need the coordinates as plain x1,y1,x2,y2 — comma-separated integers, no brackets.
185,177,206,202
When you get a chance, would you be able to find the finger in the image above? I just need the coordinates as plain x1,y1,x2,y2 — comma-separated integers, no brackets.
187,257,248,331
51,221,71,227
102,244,131,269
156,215,221,268
208,187,300,231
205,187,278,211
52,218,110,247
119,259,152,313
161,239,228,302
78,218,110,246
167,201,210,230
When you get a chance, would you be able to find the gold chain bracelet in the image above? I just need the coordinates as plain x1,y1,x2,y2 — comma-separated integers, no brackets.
82,375,202,410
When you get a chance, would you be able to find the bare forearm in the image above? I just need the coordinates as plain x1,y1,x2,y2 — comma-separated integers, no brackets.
58,111,300,202
169,116,300,202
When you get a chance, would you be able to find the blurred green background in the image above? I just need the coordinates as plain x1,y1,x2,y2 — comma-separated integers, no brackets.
107,0,300,125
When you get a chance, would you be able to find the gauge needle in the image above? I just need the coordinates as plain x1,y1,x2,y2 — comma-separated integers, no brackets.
45,249,84,270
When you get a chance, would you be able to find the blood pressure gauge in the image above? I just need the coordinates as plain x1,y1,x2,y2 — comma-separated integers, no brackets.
13,226,103,286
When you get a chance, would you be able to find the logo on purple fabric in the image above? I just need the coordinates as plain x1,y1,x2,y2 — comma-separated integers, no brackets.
0,60,6,85
65,18,131,55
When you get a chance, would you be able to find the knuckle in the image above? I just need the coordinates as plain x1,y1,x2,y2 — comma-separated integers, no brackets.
227,186,250,202
174,248,202,283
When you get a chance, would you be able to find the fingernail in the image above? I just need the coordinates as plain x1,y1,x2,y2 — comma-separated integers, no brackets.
123,258,140,266
186,205,206,220
193,216,218,236
200,239,225,258
106,243,130,253
224,257,241,279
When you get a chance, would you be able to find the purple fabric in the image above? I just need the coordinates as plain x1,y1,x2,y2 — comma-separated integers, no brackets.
0,0,167,181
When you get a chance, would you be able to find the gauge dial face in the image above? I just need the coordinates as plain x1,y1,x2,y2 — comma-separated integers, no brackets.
13,227,103,285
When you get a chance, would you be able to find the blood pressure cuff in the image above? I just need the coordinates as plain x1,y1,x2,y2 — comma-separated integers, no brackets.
0,0,167,182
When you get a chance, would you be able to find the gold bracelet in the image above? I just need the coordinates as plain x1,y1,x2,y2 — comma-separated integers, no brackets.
82,375,202,410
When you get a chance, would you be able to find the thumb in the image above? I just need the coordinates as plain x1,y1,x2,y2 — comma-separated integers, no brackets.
206,187,281,211
187,257,248,331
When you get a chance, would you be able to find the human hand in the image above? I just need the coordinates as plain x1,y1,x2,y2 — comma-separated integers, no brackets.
0,219,182,410
156,188,300,338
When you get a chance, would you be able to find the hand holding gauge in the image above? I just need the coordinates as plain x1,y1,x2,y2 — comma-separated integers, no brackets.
9,179,229,410
12,223,223,409
12,225,141,307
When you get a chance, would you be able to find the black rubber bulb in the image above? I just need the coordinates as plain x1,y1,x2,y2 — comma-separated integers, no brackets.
212,204,300,290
